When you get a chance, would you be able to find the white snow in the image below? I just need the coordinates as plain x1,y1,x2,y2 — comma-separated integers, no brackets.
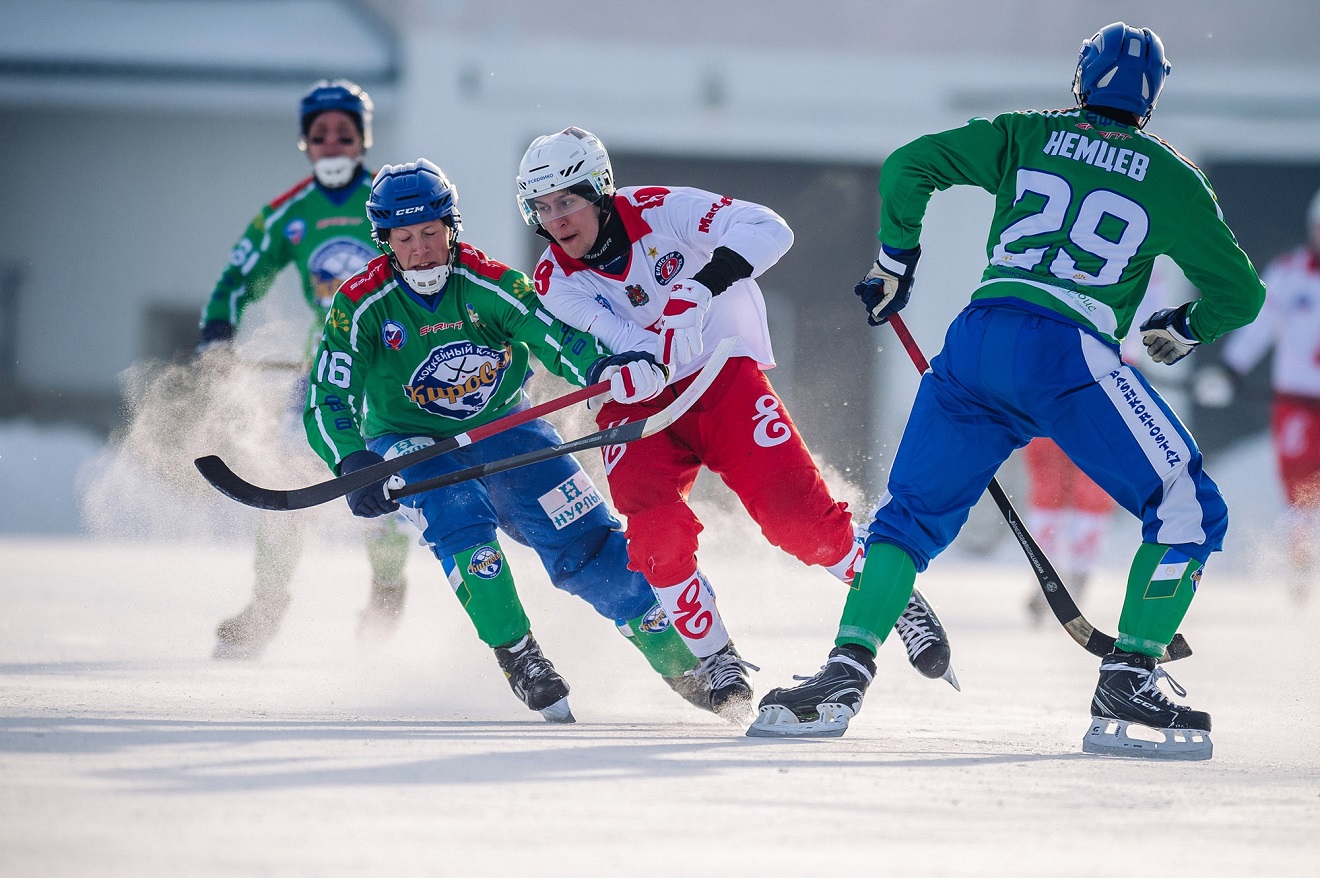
1,403,1318,875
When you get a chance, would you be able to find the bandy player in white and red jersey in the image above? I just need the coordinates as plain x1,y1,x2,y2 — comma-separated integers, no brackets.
1203,186,1320,601
514,127,957,719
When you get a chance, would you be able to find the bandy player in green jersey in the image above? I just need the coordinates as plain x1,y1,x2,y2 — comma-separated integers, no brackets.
752,23,1265,759
198,80,412,659
303,159,707,721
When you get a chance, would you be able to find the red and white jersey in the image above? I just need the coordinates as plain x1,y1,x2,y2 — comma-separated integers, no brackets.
530,185,791,380
1222,246,1320,399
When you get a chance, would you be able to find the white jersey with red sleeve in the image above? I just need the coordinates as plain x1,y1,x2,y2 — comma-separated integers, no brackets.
1221,246,1320,399
530,185,791,381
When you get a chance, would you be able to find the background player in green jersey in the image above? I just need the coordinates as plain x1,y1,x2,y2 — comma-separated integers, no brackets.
198,80,412,658
304,159,705,721
751,23,1265,759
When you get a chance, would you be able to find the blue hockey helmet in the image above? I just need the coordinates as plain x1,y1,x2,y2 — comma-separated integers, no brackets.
1072,22,1171,127
299,79,374,149
366,159,462,241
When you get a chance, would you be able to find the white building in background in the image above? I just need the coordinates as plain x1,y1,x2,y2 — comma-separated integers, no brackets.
2,0,1318,467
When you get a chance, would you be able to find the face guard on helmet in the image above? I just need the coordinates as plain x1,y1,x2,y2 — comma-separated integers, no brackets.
366,159,462,294
516,127,615,227
299,79,373,187
1072,22,1171,128
299,79,374,149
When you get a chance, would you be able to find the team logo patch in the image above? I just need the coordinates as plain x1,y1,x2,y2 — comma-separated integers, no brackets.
285,218,305,245
467,546,504,580
465,302,484,327
625,284,650,307
328,308,350,332
309,237,375,306
538,472,603,531
384,436,435,460
382,320,407,350
639,603,671,634
405,340,512,420
654,251,685,285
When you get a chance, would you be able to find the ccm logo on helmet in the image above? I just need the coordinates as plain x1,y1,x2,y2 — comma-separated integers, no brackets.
396,205,426,215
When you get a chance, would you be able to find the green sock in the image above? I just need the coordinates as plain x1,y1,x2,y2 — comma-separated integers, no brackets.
836,542,917,654
618,603,700,678
1117,542,1202,658
365,518,410,586
445,540,530,648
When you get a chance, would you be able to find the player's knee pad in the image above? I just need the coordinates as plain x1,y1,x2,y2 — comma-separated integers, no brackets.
622,503,702,586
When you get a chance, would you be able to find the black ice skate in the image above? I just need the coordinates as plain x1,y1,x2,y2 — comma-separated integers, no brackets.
895,587,959,690
746,644,876,738
1082,650,1212,761
687,641,759,722
494,633,574,723
212,591,292,660
356,578,407,643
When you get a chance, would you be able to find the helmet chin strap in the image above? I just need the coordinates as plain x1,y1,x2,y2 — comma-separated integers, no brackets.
314,156,358,188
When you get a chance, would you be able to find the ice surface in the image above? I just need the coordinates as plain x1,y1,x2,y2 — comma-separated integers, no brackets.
1,397,1317,875
1,526,1317,876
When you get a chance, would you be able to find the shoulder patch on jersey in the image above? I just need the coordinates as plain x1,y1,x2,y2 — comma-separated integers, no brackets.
337,255,393,304
457,242,511,283
269,176,316,210
628,186,671,210
612,189,657,242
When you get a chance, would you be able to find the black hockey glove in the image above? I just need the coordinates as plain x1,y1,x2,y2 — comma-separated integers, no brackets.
196,319,236,355
1140,302,1200,365
855,245,920,326
340,449,400,518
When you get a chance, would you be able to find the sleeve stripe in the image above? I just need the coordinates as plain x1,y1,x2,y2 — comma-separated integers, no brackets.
311,391,344,467
535,309,554,326
348,280,396,350
454,266,532,316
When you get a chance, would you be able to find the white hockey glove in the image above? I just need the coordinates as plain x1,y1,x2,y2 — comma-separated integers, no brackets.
658,281,713,370
1140,303,1200,365
855,245,920,326
588,351,670,405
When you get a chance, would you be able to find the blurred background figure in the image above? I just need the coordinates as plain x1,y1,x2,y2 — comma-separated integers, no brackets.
197,79,412,658
1021,437,1115,623
1196,186,1320,604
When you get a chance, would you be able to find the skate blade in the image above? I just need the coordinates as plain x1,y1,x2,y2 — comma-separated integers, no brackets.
941,664,961,692
538,696,576,724
1081,717,1212,761
745,703,854,738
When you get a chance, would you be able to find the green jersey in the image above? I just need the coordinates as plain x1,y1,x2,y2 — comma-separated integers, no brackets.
879,108,1265,345
201,168,377,352
304,244,607,472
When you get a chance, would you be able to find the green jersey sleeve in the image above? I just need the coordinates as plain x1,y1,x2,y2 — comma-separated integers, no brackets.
303,278,372,472
1161,165,1266,343
456,247,607,387
877,109,1264,345
879,116,1010,250
201,204,293,328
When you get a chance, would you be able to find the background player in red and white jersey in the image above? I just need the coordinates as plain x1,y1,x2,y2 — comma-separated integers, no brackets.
1199,186,1320,601
514,127,957,719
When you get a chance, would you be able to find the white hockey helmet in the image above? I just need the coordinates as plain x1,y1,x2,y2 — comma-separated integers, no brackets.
516,127,615,226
